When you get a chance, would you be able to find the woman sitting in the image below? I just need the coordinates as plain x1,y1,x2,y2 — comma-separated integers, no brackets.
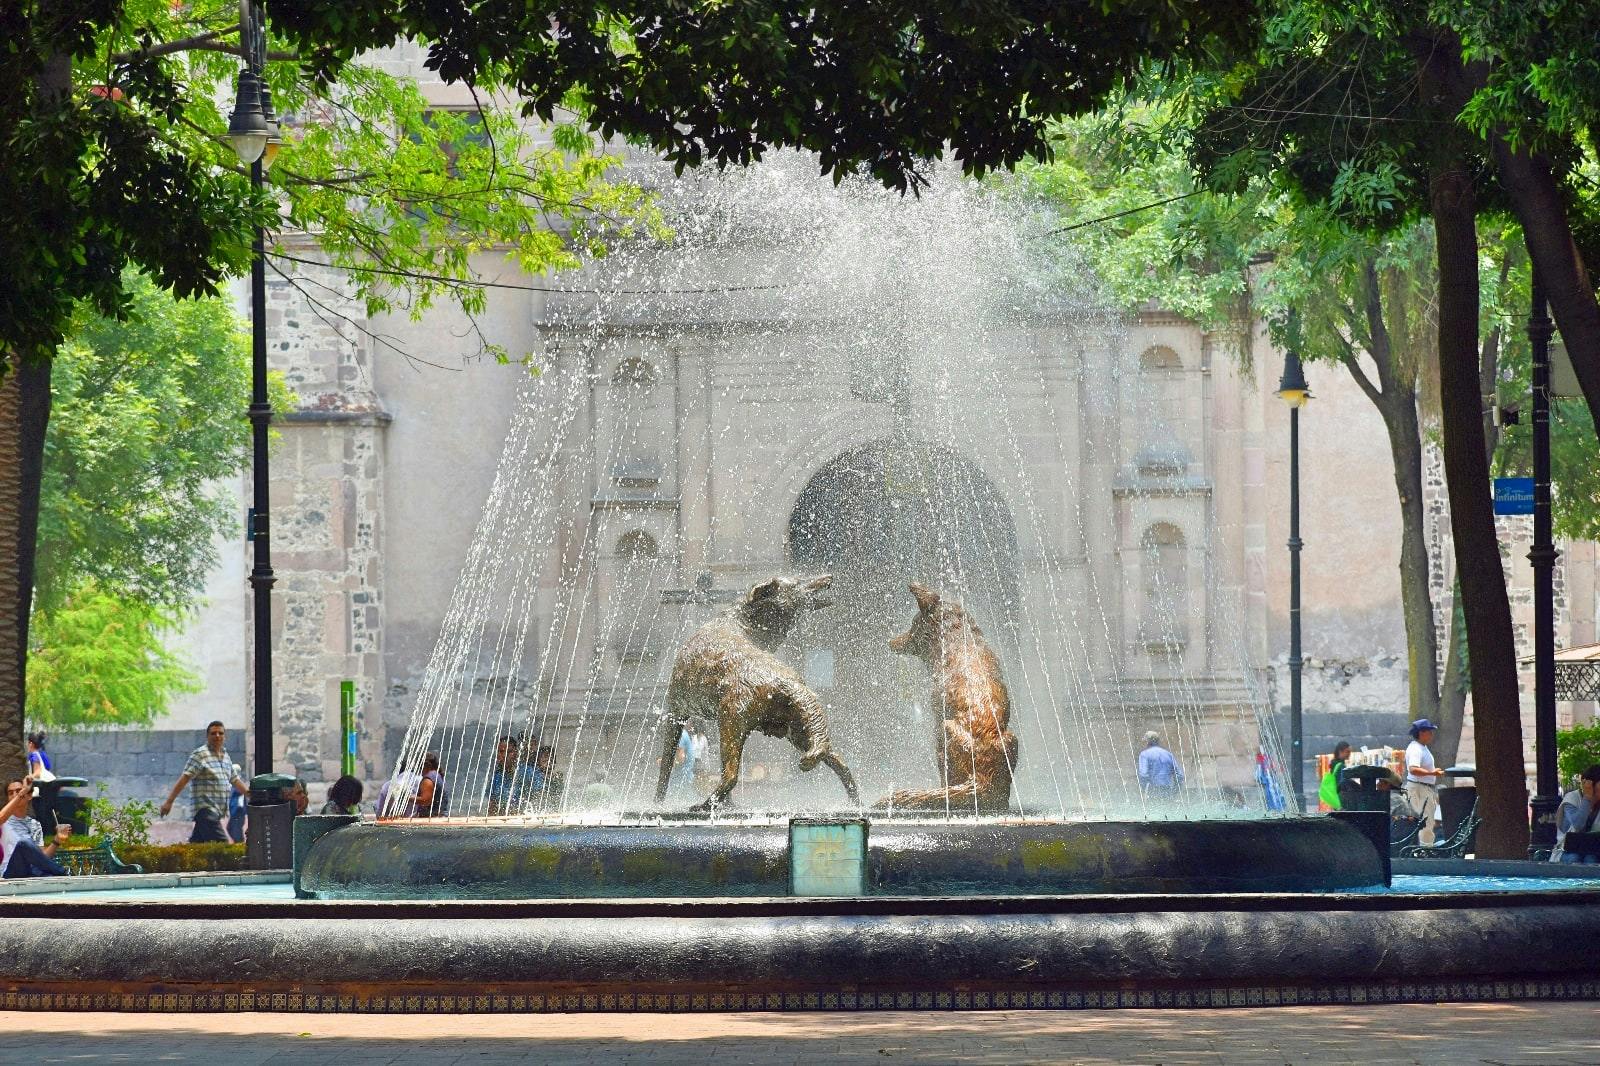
319,775,364,816
1552,765,1600,865
415,753,449,817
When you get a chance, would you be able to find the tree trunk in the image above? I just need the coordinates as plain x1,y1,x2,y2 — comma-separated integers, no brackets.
0,54,70,777
1430,165,1529,858
0,357,52,776
1491,140,1600,434
1343,255,1443,739
1434,308,1506,769
1382,391,1439,725
1436,591,1468,766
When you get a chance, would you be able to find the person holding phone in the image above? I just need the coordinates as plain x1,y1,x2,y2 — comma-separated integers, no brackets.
1552,765,1600,865
1,776,70,878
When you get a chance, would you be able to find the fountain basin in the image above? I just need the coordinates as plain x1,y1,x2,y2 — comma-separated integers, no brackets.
1,884,1597,1013
296,816,1384,899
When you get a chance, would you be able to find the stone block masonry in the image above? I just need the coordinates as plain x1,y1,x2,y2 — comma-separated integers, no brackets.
261,252,391,786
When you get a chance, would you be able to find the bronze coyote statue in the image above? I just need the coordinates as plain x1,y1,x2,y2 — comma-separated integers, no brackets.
655,574,859,809
879,582,1017,814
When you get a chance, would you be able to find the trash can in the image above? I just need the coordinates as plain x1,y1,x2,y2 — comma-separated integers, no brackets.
1438,785,1477,850
1336,765,1397,814
246,772,297,870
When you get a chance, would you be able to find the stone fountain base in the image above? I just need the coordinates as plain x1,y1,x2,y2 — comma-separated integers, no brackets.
296,815,1384,900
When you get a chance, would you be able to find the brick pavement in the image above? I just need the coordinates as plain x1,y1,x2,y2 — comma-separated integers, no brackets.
3,1002,1596,1064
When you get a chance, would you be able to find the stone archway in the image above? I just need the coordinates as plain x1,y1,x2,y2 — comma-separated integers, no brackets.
785,439,1021,796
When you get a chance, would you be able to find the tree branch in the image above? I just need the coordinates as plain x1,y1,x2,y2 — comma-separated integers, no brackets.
1333,329,1384,408
112,27,238,64
1360,254,1397,394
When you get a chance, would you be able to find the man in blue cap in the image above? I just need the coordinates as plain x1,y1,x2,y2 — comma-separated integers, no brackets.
1404,718,1447,845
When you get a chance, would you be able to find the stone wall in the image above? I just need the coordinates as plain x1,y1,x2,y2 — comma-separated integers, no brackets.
261,255,390,784
42,729,237,808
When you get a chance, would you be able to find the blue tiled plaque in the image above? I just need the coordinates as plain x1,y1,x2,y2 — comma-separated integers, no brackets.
789,818,868,896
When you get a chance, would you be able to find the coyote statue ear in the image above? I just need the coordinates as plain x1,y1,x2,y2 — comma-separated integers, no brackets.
749,577,784,601
909,582,940,612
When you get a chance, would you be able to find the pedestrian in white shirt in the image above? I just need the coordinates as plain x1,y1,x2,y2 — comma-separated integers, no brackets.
1404,718,1447,845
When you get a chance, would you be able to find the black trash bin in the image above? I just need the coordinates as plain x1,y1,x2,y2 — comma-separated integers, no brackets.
247,772,297,870
1337,765,1397,814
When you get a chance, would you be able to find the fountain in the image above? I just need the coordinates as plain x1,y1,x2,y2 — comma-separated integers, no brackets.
298,156,1381,900
2,158,1595,1016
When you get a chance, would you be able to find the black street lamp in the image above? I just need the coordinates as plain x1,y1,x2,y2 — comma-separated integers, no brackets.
1527,268,1560,855
227,0,280,776
1276,340,1311,808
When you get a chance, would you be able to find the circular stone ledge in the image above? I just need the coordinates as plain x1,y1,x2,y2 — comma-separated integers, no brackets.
297,816,1383,900
0,892,1597,1012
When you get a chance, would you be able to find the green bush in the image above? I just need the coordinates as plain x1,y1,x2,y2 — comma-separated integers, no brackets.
1557,721,1600,787
116,842,247,873
84,789,156,848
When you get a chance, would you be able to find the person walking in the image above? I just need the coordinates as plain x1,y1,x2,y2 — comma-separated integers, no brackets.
159,721,248,843
1403,718,1447,845
1552,765,1600,865
1137,731,1184,800
25,733,52,780
1319,741,1351,812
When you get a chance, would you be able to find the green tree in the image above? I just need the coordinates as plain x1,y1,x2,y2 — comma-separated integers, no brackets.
1017,116,1474,769
1,1,660,771
38,274,267,614
23,274,284,732
1164,4,1535,855
26,587,199,731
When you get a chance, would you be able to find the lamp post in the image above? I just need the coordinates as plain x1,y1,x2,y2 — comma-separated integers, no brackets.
1527,267,1560,855
226,0,280,776
1276,340,1311,808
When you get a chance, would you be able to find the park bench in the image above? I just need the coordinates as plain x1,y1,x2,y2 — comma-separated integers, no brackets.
1398,800,1481,859
54,839,143,876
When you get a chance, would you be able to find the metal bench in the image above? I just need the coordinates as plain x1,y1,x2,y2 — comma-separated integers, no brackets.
54,840,143,875
1398,800,1480,859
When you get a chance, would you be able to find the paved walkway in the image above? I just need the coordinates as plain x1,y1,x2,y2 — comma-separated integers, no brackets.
5,1002,1596,1064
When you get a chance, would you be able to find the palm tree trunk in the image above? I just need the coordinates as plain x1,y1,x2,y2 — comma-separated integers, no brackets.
0,357,52,775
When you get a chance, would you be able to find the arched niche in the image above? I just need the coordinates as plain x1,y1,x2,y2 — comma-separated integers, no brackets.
1139,522,1189,649
1139,345,1184,371
615,529,659,561
610,356,660,387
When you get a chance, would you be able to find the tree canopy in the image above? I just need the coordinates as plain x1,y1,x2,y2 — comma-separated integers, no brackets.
26,274,282,731
271,1,1264,194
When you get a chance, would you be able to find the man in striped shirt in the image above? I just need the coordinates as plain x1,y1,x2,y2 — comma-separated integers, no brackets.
160,721,249,843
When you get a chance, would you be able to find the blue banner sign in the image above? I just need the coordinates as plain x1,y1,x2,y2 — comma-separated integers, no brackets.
1493,477,1535,516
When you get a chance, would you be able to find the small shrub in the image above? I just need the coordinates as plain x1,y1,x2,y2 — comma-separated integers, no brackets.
116,842,247,873
84,788,156,849
1557,721,1600,787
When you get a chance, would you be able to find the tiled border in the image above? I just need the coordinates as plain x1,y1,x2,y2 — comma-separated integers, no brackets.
1,977,1595,1013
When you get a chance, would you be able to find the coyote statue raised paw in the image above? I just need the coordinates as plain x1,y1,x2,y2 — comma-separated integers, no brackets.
656,574,858,809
